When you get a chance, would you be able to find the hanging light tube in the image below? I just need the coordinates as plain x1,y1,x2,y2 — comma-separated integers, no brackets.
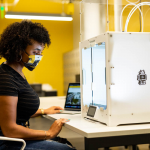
5,12,73,21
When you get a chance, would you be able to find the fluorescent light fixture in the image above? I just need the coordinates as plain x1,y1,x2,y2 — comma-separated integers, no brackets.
5,12,73,21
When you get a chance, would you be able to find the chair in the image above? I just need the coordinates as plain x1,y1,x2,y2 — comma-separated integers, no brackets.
0,136,26,150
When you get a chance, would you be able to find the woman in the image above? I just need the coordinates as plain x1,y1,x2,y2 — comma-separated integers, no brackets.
0,20,76,150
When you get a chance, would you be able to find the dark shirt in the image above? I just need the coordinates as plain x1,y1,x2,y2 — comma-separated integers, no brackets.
0,63,39,135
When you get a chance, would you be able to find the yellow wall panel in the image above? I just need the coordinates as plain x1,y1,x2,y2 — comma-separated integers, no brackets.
7,0,69,14
142,5,150,32
122,7,141,32
108,4,115,31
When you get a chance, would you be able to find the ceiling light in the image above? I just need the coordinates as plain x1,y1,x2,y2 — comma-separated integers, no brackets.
5,12,73,21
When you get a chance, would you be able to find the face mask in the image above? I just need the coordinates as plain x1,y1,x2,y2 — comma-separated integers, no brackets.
23,52,43,71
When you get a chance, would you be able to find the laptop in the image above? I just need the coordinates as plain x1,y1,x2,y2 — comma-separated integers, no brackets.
60,83,81,114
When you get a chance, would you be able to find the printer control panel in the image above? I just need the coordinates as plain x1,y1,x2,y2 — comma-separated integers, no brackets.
87,105,97,117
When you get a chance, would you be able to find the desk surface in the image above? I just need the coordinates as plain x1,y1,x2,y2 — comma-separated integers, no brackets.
40,97,150,138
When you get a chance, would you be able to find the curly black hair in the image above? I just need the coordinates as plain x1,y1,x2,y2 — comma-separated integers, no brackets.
0,20,51,63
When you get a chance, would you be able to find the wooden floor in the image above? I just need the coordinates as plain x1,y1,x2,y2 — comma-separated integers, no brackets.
29,117,150,150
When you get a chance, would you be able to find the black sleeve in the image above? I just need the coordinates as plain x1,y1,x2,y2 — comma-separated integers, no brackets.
0,73,18,96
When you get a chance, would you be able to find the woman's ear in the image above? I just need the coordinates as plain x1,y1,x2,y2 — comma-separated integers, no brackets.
21,51,29,63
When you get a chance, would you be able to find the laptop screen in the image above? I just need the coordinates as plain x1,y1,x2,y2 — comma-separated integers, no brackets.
65,83,81,110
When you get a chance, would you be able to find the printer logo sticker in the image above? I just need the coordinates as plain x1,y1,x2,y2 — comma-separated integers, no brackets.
137,70,147,85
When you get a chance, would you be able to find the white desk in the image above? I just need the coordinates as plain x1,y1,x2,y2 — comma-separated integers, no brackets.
40,97,150,150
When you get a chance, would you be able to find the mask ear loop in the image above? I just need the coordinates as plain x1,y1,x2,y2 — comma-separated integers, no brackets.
24,51,29,56
17,55,22,62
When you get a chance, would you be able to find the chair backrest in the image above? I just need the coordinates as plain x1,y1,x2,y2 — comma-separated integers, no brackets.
0,136,26,150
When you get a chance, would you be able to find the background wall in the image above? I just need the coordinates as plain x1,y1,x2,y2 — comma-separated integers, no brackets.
63,2,80,95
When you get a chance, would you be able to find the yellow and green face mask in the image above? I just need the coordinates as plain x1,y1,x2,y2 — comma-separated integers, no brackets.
23,53,43,71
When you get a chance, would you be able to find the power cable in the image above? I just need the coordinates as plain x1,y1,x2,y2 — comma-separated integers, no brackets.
120,3,143,31
125,2,150,32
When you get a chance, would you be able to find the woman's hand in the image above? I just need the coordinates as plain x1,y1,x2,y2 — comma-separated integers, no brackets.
48,118,70,139
44,106,63,115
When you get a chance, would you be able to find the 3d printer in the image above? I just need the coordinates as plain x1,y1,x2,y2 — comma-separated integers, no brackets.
80,32,150,126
